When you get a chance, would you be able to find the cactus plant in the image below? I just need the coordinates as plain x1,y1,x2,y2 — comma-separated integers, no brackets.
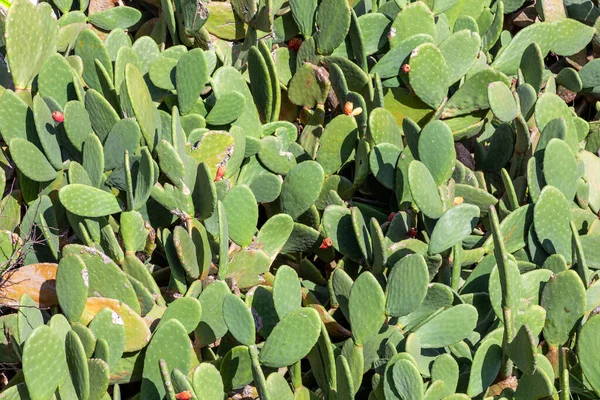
1,0,600,399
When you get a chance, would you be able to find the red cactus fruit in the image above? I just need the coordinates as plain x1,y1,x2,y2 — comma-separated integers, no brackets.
407,227,417,238
215,166,225,182
401,64,411,74
344,102,354,115
52,111,64,123
175,392,193,400
320,237,333,249
288,37,303,52
388,212,396,222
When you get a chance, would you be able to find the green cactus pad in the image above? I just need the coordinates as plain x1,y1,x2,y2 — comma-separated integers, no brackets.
59,184,121,217
62,245,140,315
314,0,351,55
221,345,253,391
222,185,259,247
368,108,404,148
5,0,49,90
466,336,502,397
287,63,331,108
273,265,302,319
578,314,600,396
259,307,320,367
409,43,449,109
369,144,402,190
22,325,66,400
266,372,294,399
75,29,113,95
349,272,386,346
148,57,177,90
176,49,209,114
56,254,88,322
196,281,230,346
371,34,434,80
491,18,594,75
104,119,141,171
0,90,35,144
85,89,120,143
222,293,255,346
386,254,429,317
429,204,480,254
72,322,97,358
205,92,246,126
488,81,518,123
38,54,76,108
414,304,478,348
189,131,235,178
256,214,294,259
248,46,274,123
443,68,511,118
88,307,126,369
507,324,537,375
141,319,193,399
543,138,579,201
87,7,142,30
390,1,436,47
533,185,573,263
191,363,224,400
64,100,94,151
408,160,444,219
431,354,459,397
289,0,317,37
82,133,105,188
439,30,481,85
65,330,91,400
418,120,455,186
88,358,110,400
125,64,158,152
541,269,586,347
322,205,363,262
8,138,57,182
280,161,324,220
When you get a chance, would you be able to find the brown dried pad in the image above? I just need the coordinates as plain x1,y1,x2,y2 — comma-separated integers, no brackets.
0,263,58,308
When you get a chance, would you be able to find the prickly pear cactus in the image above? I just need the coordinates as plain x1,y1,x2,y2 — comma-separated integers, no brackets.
1,0,600,399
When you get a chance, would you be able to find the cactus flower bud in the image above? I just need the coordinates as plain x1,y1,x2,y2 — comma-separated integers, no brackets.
215,166,225,182
401,64,411,74
175,392,193,400
52,111,64,123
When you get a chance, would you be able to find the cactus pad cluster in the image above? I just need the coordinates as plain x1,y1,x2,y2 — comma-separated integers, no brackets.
1,0,600,399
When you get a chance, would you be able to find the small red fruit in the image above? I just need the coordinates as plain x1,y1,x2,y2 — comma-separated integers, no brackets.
215,166,225,182
175,392,193,400
388,212,396,222
52,111,64,123
401,64,411,74
407,228,417,238
344,102,353,115
320,237,332,249
288,37,303,52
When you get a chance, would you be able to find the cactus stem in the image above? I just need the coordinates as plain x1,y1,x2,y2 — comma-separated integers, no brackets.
290,359,303,390
501,168,519,211
559,345,570,400
489,205,514,379
451,244,462,291
249,345,272,400
570,221,589,289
